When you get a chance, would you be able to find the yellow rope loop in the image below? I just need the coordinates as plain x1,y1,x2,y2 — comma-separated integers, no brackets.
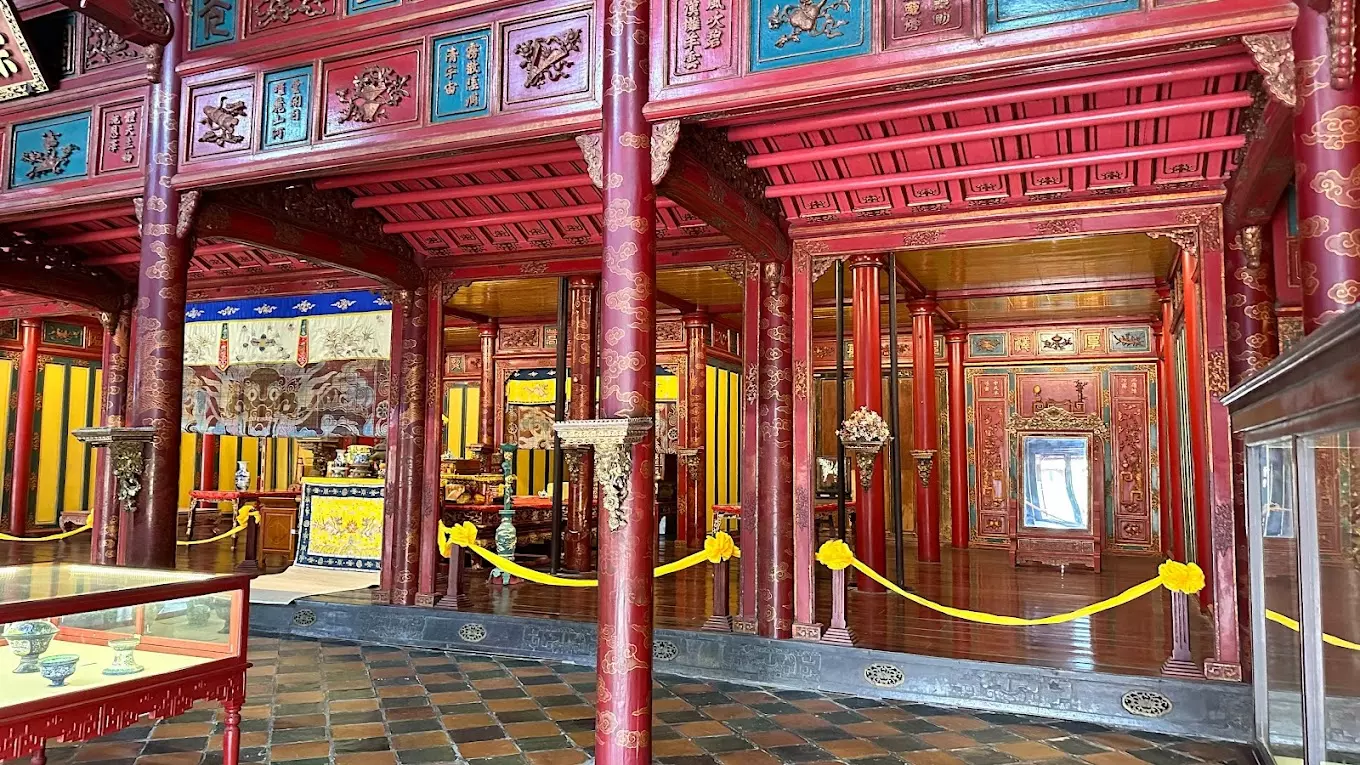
177,506,260,547
234,505,260,528
449,521,479,550
815,539,854,571
703,531,736,563
0,523,92,542
1157,560,1205,594
436,520,471,558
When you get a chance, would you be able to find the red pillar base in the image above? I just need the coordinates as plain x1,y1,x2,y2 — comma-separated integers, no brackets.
792,622,823,642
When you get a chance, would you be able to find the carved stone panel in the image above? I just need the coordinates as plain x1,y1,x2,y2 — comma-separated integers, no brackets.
670,0,735,81
246,0,336,37
502,10,593,110
188,80,255,160
95,100,142,174
10,111,91,188
322,48,419,138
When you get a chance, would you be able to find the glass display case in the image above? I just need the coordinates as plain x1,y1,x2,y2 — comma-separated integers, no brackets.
1223,310,1360,765
0,564,250,765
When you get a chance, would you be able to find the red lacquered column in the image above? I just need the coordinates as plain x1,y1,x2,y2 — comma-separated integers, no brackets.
1157,291,1186,562
391,287,428,606
911,301,940,563
1181,245,1213,605
738,263,761,626
682,311,708,546
848,254,885,591
378,295,405,605
1293,0,1360,332
596,0,656,757
757,262,793,638
791,247,818,636
1225,225,1280,384
90,308,130,564
125,22,191,568
199,435,219,491
945,330,968,549
566,277,597,572
417,279,445,606
476,321,497,470
7,318,40,537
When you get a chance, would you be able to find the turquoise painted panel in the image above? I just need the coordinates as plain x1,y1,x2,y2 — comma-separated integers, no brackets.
431,29,492,123
10,111,90,189
191,0,238,48
751,0,870,73
986,0,1139,32
347,0,399,15
969,333,1008,358
261,66,312,150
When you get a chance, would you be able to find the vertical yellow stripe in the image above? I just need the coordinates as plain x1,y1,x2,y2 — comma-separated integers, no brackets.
0,359,12,513
515,450,529,495
87,368,104,510
219,436,239,492
178,432,197,510
466,386,481,456
34,364,66,525
63,367,92,513
706,365,717,527
240,438,259,490
728,370,738,505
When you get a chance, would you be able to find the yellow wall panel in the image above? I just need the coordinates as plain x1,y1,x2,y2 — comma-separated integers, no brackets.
0,359,14,515
34,364,67,525
62,366,93,514
178,432,197,510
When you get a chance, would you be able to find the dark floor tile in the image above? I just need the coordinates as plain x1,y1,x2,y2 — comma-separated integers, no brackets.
388,719,443,734
657,710,706,724
448,726,506,744
874,735,932,753
270,727,329,744
955,748,1019,765
380,697,432,709
92,727,153,743
396,748,455,765
275,703,326,716
680,692,731,707
334,737,393,754
423,682,471,694
765,744,831,763
515,736,573,752
201,746,268,765
837,697,887,709
891,718,945,734
1131,749,1196,765
477,688,527,700
724,717,778,733
751,702,799,715
1053,737,1108,755
1052,720,1110,735
493,709,548,724
140,738,209,755
966,728,1024,744
695,736,753,754
331,711,386,725
518,674,563,686
818,710,869,725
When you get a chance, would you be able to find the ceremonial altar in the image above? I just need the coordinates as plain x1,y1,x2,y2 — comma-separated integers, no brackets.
296,478,385,571
0,564,250,765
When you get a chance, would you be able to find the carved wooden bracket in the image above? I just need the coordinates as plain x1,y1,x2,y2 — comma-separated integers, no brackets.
1241,33,1296,109
553,417,652,531
575,120,682,190
73,426,155,516
910,449,936,487
56,0,172,46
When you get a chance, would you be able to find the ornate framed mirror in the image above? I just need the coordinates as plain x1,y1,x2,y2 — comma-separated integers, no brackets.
1008,406,1108,572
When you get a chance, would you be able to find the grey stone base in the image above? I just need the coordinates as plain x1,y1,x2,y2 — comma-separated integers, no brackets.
252,598,1253,743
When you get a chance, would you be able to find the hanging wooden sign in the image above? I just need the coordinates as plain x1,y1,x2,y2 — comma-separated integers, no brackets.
0,0,47,102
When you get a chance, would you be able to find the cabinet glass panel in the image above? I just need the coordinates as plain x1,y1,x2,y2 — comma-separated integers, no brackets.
1258,440,1305,758
1305,430,1360,764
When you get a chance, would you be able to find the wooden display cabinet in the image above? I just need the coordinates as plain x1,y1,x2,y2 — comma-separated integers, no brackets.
0,564,251,765
1007,405,1108,572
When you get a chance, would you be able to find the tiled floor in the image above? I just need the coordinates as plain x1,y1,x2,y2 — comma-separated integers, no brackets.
10,637,1255,765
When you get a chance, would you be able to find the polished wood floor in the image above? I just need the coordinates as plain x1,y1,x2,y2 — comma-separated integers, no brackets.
0,533,1216,679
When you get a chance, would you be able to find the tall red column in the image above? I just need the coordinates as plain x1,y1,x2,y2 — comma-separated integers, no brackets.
125,8,191,569
391,287,428,606
791,247,817,636
90,308,130,564
417,280,445,606
944,331,968,549
596,0,656,757
1294,0,1360,332
681,312,707,545
565,278,597,572
1157,291,1185,562
738,263,761,625
1180,246,1213,606
1225,225,1280,384
476,322,497,470
378,295,405,605
911,301,941,563
199,435,219,491
7,318,40,537
848,254,885,591
757,262,793,638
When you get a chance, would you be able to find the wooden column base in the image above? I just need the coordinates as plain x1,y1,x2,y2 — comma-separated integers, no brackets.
702,615,733,632
1161,659,1201,679
413,593,438,607
732,619,757,634
792,622,823,642
820,626,856,646
1202,660,1242,682
371,589,391,605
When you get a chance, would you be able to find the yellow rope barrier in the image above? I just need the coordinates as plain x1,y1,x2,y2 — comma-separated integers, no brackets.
1265,609,1360,651
177,506,259,547
0,523,92,542
438,520,738,586
815,539,1204,627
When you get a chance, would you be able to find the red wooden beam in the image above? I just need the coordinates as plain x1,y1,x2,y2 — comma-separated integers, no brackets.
935,276,1159,300
315,147,584,190
767,136,1245,198
85,242,255,266
0,255,126,314
199,205,421,289
747,92,1253,169
0,297,94,320
727,56,1255,141
186,269,376,298
353,174,594,209
1223,99,1293,228
444,304,493,324
383,199,679,234
45,226,140,246
658,147,790,262
24,204,138,229
54,0,170,45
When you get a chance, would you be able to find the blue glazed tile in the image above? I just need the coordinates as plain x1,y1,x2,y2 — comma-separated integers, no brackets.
347,0,399,16
10,111,90,188
190,0,237,48
261,66,313,149
751,0,871,73
431,29,492,123
986,0,1139,33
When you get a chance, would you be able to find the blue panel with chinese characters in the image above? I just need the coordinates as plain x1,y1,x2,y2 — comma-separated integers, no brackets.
10,111,90,188
986,0,1138,32
261,66,313,150
191,0,237,48
431,29,492,123
751,0,870,73
347,0,399,15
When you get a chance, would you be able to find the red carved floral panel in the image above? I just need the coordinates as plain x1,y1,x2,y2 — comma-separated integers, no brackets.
971,373,1009,541
322,47,421,139
1017,372,1099,417
247,0,338,37
501,9,593,110
1111,371,1152,546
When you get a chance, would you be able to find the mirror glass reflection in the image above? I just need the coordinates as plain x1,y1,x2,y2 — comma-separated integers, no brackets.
1021,435,1091,531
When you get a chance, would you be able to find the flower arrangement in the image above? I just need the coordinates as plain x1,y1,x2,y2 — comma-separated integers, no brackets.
837,407,891,445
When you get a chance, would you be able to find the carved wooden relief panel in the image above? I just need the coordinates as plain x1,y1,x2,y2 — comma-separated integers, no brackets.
261,66,314,149
347,0,400,15
247,0,338,37
750,0,871,73
322,47,420,138
191,0,240,49
966,324,1154,362
970,372,1010,542
670,0,735,82
501,9,593,110
1110,371,1153,546
985,0,1138,33
0,0,47,100
432,29,492,122
82,18,142,71
886,0,971,48
95,100,143,174
9,111,90,188
189,80,255,159
1017,373,1099,417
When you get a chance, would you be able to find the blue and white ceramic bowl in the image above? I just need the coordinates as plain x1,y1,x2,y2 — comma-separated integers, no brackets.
38,654,79,686
4,621,59,673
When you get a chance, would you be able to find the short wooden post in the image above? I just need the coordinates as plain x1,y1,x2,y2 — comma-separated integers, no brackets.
436,547,469,610
821,568,856,646
235,508,260,574
703,559,732,631
1161,590,1200,678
